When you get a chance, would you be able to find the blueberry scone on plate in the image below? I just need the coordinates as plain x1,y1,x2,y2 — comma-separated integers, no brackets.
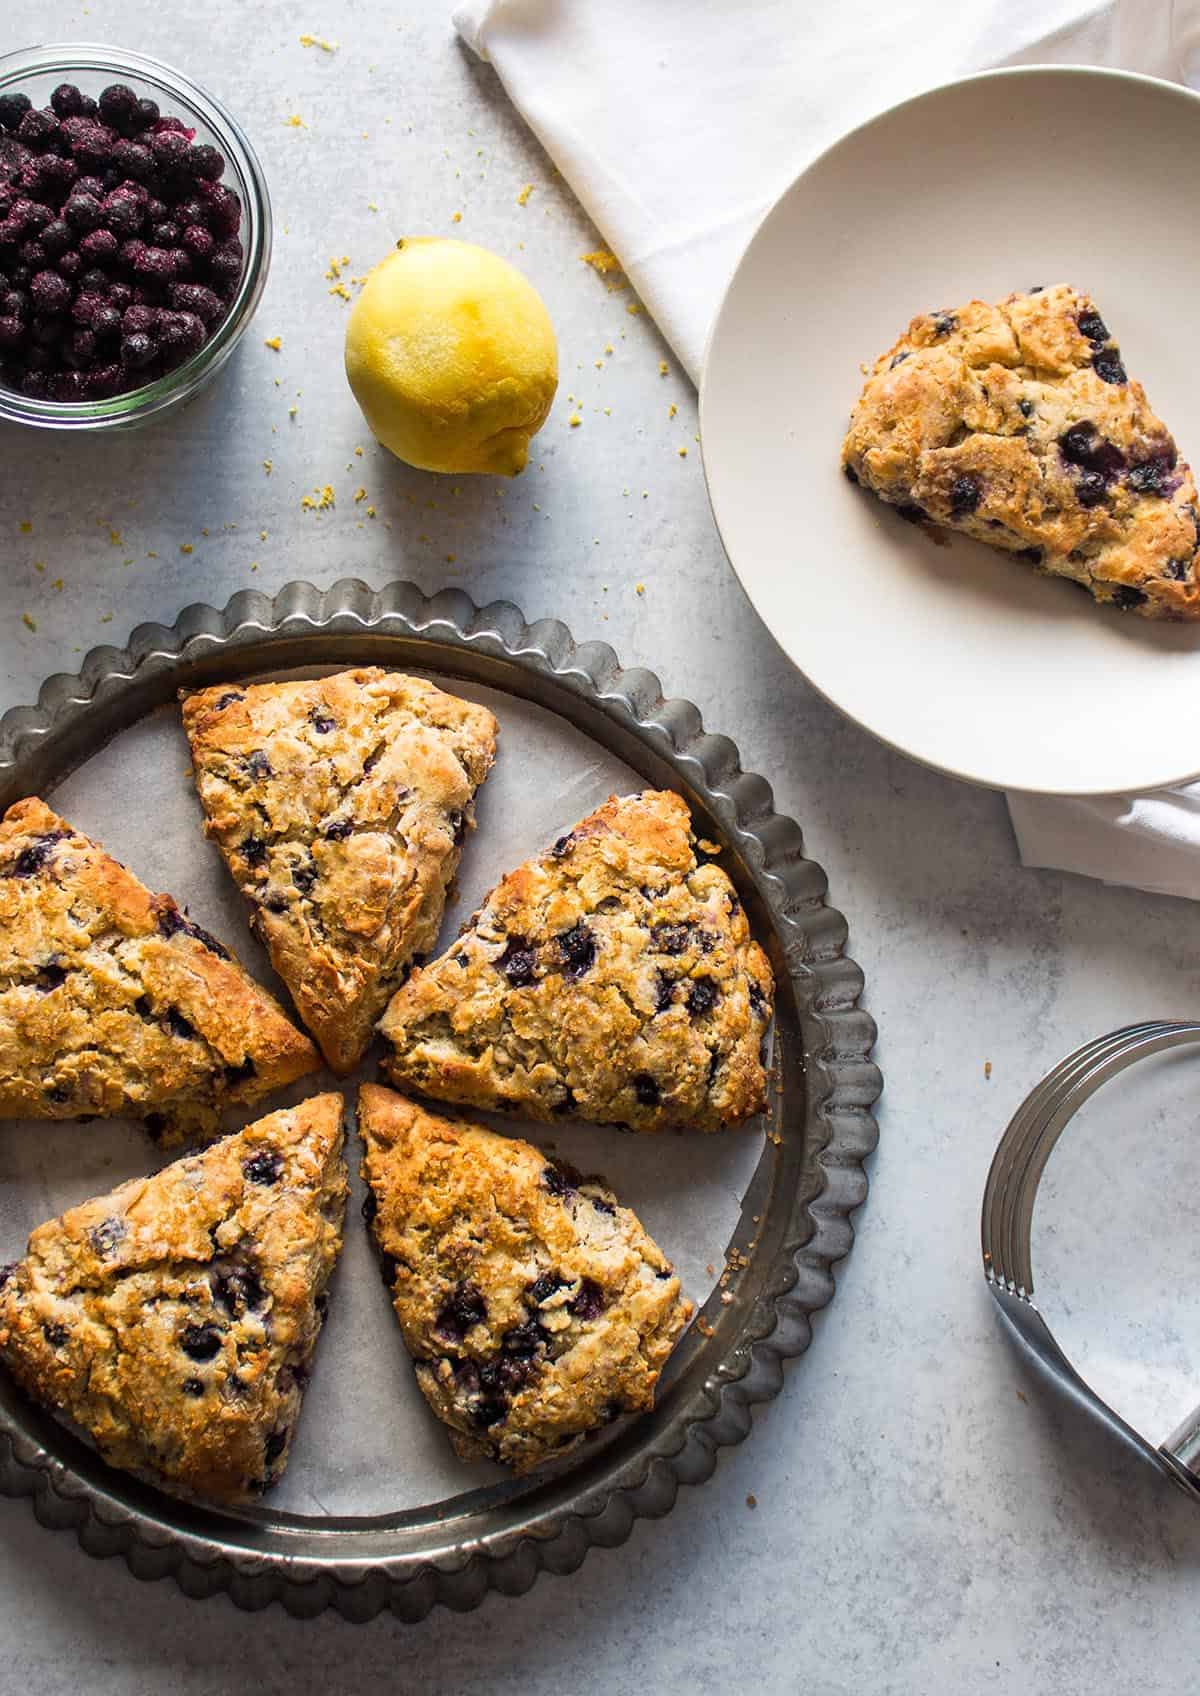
358,1083,693,1472
0,797,319,1143
0,1093,347,1505
377,790,774,1133
841,284,1200,617
181,669,498,1075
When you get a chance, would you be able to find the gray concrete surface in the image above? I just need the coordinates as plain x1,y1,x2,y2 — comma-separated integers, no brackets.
4,3,1200,1691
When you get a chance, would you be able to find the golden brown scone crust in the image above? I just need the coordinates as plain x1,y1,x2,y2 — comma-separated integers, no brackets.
358,1084,692,1473
841,284,1200,617
181,668,498,1075
0,797,319,1142
378,790,773,1133
0,1093,346,1504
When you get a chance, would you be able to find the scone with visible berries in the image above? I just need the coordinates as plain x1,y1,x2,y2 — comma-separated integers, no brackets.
358,1084,692,1472
181,669,497,1075
0,1093,347,1505
0,797,319,1143
841,284,1200,617
378,790,774,1133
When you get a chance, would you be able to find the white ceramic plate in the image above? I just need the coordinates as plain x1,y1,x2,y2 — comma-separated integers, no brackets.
701,67,1200,796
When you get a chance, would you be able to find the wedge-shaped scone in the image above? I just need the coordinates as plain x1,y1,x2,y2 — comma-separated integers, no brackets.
359,1084,692,1472
0,797,319,1142
0,1093,346,1504
181,668,498,1075
842,284,1200,618
379,790,773,1132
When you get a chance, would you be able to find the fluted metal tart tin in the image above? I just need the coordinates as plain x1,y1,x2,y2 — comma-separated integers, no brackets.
0,578,881,1620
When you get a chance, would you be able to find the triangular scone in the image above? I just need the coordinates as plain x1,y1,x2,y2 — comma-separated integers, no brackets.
0,1093,346,1504
180,668,498,1075
0,798,319,1143
379,790,774,1132
358,1084,692,1472
842,284,1200,618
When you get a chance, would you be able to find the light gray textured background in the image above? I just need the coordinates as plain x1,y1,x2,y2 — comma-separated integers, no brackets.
4,3,1200,1691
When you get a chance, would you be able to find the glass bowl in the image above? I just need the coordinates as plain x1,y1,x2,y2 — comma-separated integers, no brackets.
0,42,271,431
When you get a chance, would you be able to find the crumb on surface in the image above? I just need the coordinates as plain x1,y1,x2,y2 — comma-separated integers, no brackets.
299,32,338,50
21,612,36,632
354,445,364,456
516,183,534,206
263,459,273,475
626,302,642,315
108,528,121,547
301,485,335,511
18,520,31,533
286,114,306,128
581,249,620,274
179,543,193,555
329,282,351,301
354,487,367,502
451,211,462,223
366,505,377,518
984,1060,993,1080
635,582,645,596
659,360,668,376
668,403,677,419
678,446,688,458
746,1494,758,1510
264,336,282,351
568,413,581,428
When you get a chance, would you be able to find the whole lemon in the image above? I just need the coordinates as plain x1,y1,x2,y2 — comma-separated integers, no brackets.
344,237,558,476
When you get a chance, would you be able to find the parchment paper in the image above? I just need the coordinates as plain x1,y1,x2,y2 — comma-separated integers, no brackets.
0,673,766,1516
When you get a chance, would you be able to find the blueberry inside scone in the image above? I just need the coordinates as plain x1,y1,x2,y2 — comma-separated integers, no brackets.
0,1094,347,1504
358,1084,694,1472
378,789,774,1133
842,284,1200,617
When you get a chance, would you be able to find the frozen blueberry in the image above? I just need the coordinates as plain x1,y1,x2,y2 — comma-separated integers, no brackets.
133,243,174,281
92,303,121,340
63,190,103,232
243,1150,283,1185
120,330,155,368
39,216,73,258
150,128,191,170
567,1278,606,1322
121,301,157,335
84,361,122,396
98,84,139,134
28,154,78,203
557,922,596,980
200,181,240,236
180,1322,222,1362
16,108,60,151
111,138,154,181
102,189,143,237
188,143,225,181
633,1072,661,1108
180,223,214,262
0,93,32,133
497,935,538,987
0,315,25,348
435,1281,487,1340
1093,350,1127,385
133,97,159,131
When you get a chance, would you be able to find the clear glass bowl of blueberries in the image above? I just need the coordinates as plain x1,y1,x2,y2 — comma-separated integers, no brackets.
0,43,271,429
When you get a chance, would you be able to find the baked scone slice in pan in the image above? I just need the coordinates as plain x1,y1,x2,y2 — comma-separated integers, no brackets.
181,668,498,1075
0,797,319,1143
841,283,1200,617
0,1092,347,1505
358,1084,693,1473
378,789,774,1132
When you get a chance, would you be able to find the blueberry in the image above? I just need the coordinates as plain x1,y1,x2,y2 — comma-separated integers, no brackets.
30,269,70,314
949,473,982,517
1077,310,1109,344
98,84,139,134
182,918,230,959
42,1323,69,1348
311,713,335,734
542,1164,576,1200
653,923,692,955
687,976,719,1018
240,835,267,866
0,94,32,133
748,981,769,1019
1076,471,1108,509
223,1057,257,1087
6,831,67,878
188,144,225,182
930,311,957,337
324,818,352,840
1111,585,1147,609
166,1006,195,1040
101,189,143,238
501,1320,548,1356
16,109,60,151
36,961,66,991
63,191,103,232
1128,459,1171,496
551,833,576,858
212,1261,266,1315
201,182,241,236
89,1216,126,1256
633,1072,661,1108
214,689,243,709
435,1281,487,1340
557,922,596,980
1093,350,1127,385
264,1429,288,1466
133,98,159,131
473,1397,508,1429
655,971,676,1014
568,1278,606,1321
292,858,317,894
889,351,910,369
843,463,859,484
120,330,155,368
1162,557,1193,583
245,748,273,779
182,1377,205,1397
111,139,154,181
0,315,25,349
528,1270,565,1304
497,935,538,987
895,504,927,524
180,1323,222,1362
149,129,191,170
243,1149,283,1186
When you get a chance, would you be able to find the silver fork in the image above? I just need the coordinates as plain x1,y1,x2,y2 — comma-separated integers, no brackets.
981,1021,1200,1499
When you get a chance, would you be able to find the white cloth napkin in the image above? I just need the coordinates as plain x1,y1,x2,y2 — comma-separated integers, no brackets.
454,0,1200,901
